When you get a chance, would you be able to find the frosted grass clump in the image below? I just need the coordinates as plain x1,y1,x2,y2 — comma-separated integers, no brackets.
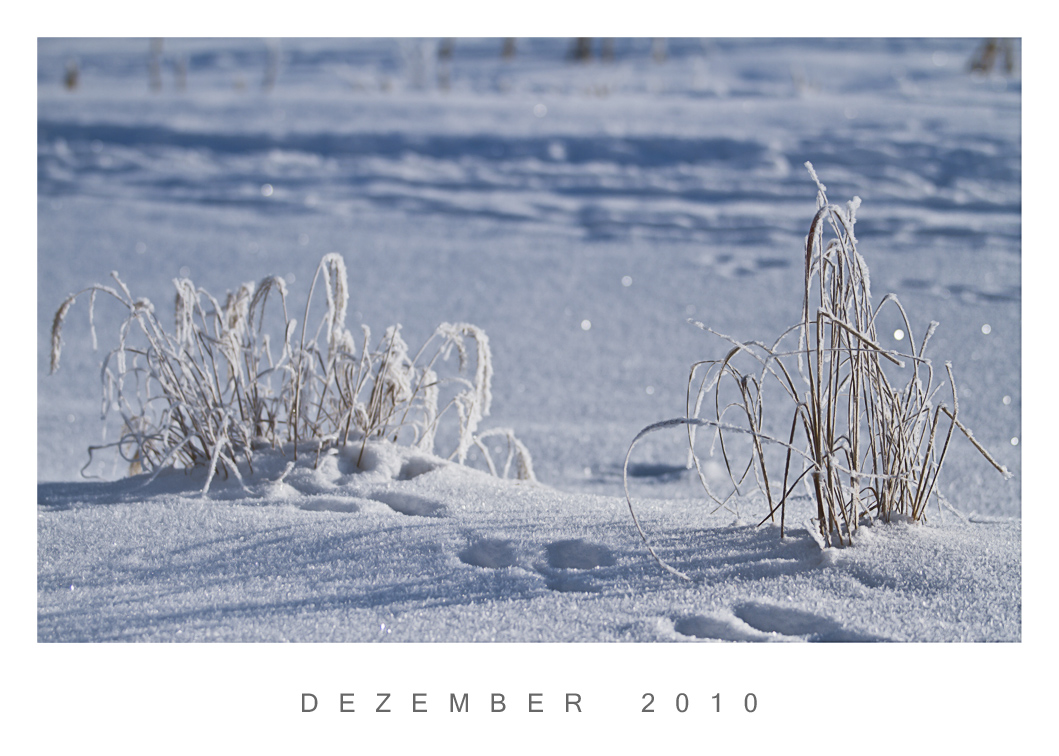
50,253,535,492
625,165,1009,579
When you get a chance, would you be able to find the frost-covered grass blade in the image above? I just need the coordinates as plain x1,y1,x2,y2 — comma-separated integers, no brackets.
50,254,536,492
625,165,1010,578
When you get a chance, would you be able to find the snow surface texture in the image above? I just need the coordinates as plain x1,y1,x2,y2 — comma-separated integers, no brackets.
38,38,1021,642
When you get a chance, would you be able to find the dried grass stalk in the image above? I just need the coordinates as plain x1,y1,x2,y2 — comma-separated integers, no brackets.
51,254,535,491
625,165,1009,578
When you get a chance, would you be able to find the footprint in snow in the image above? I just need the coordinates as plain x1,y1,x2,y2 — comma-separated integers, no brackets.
539,539,617,594
459,538,519,569
545,539,616,570
733,601,887,642
673,614,768,642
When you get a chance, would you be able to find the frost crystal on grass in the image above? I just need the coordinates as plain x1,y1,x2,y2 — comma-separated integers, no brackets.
50,253,535,491
625,166,1009,578
436,322,494,463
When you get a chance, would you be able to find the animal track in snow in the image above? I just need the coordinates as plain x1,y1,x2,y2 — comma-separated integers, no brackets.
900,276,1020,305
459,538,519,568
703,252,793,280
545,539,616,569
672,614,766,642
733,601,885,642
538,539,617,594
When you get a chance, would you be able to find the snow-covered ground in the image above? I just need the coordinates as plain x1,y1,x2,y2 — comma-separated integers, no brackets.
25,30,1039,749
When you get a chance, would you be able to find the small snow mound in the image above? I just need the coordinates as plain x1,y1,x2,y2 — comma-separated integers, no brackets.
371,490,447,518
346,442,403,480
297,496,365,513
262,479,302,501
399,453,445,480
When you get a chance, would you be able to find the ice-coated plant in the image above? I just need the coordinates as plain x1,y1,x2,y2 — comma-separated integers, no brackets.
50,253,535,492
625,164,1009,579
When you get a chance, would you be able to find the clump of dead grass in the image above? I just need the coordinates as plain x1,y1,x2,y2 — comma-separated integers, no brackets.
50,253,535,492
625,164,1009,579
